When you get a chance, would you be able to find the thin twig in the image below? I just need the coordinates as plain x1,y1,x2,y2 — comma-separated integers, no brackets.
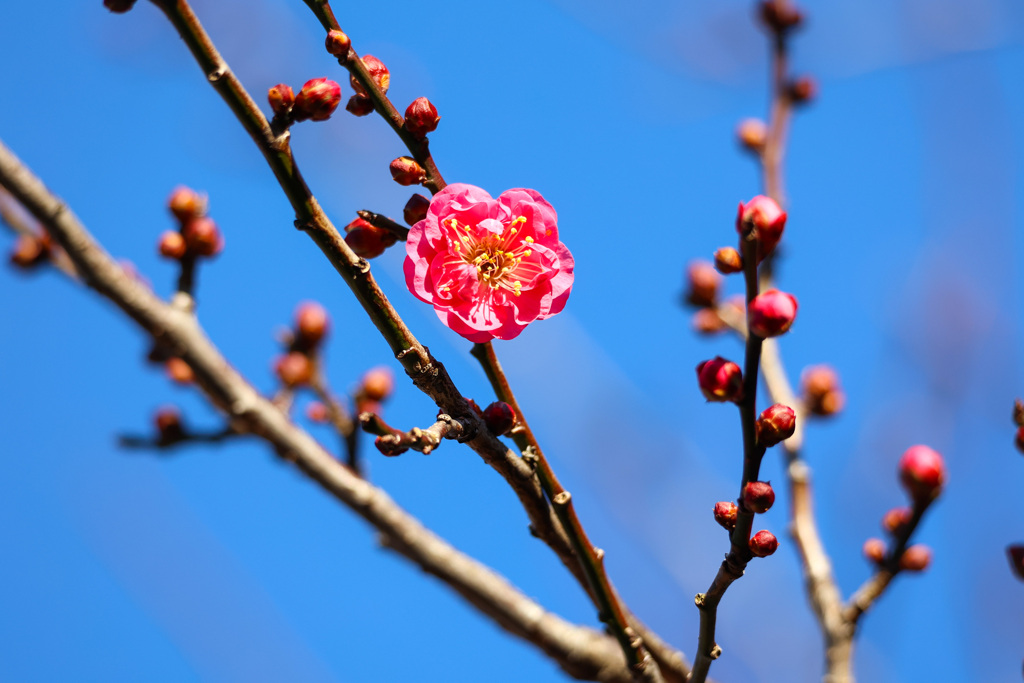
119,426,241,450
357,209,409,241
360,412,464,456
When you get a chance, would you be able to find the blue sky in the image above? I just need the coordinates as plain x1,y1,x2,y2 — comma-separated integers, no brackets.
2,1,1024,681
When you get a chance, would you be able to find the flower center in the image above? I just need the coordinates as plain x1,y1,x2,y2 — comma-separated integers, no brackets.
444,216,537,297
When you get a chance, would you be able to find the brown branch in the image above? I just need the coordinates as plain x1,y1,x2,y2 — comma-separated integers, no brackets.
360,411,464,456
357,209,409,241
0,136,647,683
119,425,242,450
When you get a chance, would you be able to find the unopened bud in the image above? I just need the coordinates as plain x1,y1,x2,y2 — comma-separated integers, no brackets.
295,301,329,347
104,0,137,13
748,289,798,338
749,530,779,558
158,230,187,260
1016,426,1024,455
361,367,394,402
898,445,945,503
182,217,223,257
713,501,738,531
375,435,407,457
167,186,206,224
736,195,786,262
758,1,803,33
881,507,912,535
293,78,342,122
267,83,294,118
714,246,743,274
9,234,49,269
685,260,720,307
166,357,194,384
275,351,313,387
351,55,390,96
344,217,397,258
696,356,743,403
1014,398,1024,426
789,76,817,104
324,30,351,59
1007,545,1024,581
863,538,886,564
736,118,767,151
743,481,775,513
899,545,931,572
692,308,726,335
482,401,517,436
801,365,845,416
390,156,426,186
346,94,374,117
404,193,431,226
306,401,329,423
756,403,796,447
154,406,184,442
404,97,440,137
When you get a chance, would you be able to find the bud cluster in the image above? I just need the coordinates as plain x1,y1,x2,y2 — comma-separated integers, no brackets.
274,302,330,387
158,186,223,261
267,78,342,124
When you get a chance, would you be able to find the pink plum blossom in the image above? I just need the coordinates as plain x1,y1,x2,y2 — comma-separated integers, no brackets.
404,183,574,343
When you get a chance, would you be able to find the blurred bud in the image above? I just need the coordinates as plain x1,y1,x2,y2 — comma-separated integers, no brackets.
154,406,184,442
361,367,395,402
267,83,295,118
167,186,206,224
157,230,187,260
166,357,194,384
758,1,803,33
351,55,390,96
295,301,329,347
801,365,845,416
306,401,329,423
1014,399,1024,426
898,545,931,572
743,481,775,513
692,308,726,335
9,234,49,269
403,193,431,226
881,507,912,535
789,76,817,105
482,401,517,436
104,0,137,13
736,118,767,152
346,94,374,117
749,530,779,558
344,217,397,258
1016,425,1024,454
713,501,738,531
293,78,342,122
182,217,223,257
375,435,407,457
324,30,351,59
714,246,743,274
736,195,786,262
748,289,798,338
404,97,440,137
863,538,886,564
696,356,743,403
275,351,313,387
1007,545,1024,581
898,445,945,503
390,157,426,186
756,403,796,446
685,261,720,307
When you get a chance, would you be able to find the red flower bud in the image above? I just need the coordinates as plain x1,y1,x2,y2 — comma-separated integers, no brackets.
404,97,440,137
881,507,912,535
789,76,817,105
749,530,779,558
166,357,194,384
403,193,431,226
736,195,786,261
295,301,329,347
1016,426,1024,455
267,83,294,118
306,401,329,423
346,94,374,117
801,365,845,416
713,501,738,531
157,230,187,260
344,217,397,258
692,308,726,335
696,356,743,403
361,367,394,402
736,118,767,152
324,30,351,59
685,260,720,307
154,406,184,442
482,401,517,436
293,78,342,122
351,55,390,96
182,217,223,257
9,234,49,269
743,481,775,513
390,156,426,186
758,1,803,33
898,445,945,502
104,0,137,13
1007,545,1024,581
714,246,743,274
756,403,796,447
863,538,886,564
275,351,313,387
748,289,798,338
167,186,206,224
899,545,931,572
